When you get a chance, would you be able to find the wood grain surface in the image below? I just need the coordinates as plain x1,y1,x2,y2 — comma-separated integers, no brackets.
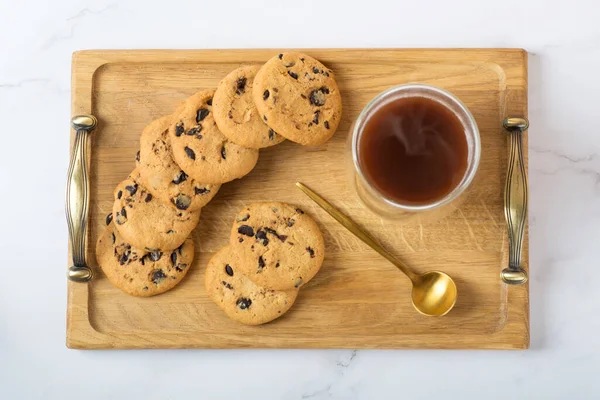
67,49,529,349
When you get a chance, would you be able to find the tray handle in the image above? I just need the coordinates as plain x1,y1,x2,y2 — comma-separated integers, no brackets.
501,117,529,285
66,115,97,282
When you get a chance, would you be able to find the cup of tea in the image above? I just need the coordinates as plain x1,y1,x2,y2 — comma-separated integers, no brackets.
347,84,481,221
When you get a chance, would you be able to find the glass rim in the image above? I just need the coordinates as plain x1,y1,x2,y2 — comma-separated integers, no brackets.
351,83,481,212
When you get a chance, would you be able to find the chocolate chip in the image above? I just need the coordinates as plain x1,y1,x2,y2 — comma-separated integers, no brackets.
206,98,213,106
237,213,250,222
263,90,269,100
145,193,152,202
225,264,234,276
306,247,315,258
300,57,305,62
278,54,283,59
296,208,304,214
149,250,162,262
106,213,113,225
139,254,146,265
283,60,296,68
221,145,226,160
228,110,233,119
324,121,330,129
175,263,187,272
196,108,209,122
195,187,210,195
143,286,148,291
268,129,276,140
173,171,188,184
150,269,167,284
238,238,243,242
238,225,255,236
115,208,127,225
125,184,138,196
313,110,320,125
235,77,247,95
312,67,319,74
263,227,277,236
184,146,195,160
117,190,122,199
295,278,304,288
288,71,298,80
287,219,295,227
263,227,287,242
275,262,280,268
175,123,185,137
170,251,177,266
273,88,279,93
111,232,116,244
135,151,140,162
258,256,265,271
324,71,330,77
263,115,268,121
222,281,233,290
301,94,307,99
173,194,191,210
256,229,269,246
167,230,175,234
309,87,328,106
119,251,129,265
236,298,252,310
186,126,201,136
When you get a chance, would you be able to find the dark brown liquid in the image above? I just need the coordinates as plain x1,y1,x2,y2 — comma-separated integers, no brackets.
359,96,468,205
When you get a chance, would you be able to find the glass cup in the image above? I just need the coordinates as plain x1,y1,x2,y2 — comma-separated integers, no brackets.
347,84,481,222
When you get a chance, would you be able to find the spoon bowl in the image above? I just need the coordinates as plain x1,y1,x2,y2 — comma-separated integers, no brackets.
411,271,457,316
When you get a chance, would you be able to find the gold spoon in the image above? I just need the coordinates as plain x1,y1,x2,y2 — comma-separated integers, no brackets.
296,182,457,316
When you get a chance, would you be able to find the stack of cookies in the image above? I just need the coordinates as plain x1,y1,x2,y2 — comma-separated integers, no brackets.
95,52,341,318
206,202,325,325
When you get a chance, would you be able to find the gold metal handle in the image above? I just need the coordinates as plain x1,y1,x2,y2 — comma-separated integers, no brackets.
295,182,418,282
66,115,97,282
501,117,529,285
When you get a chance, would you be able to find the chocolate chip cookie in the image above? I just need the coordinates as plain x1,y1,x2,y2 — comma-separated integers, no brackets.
205,246,299,325
112,170,200,251
138,115,221,212
168,89,259,184
229,202,325,291
96,221,194,297
213,65,285,149
252,52,343,146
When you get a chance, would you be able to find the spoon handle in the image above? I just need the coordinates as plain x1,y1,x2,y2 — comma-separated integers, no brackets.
296,182,418,282
501,117,529,285
65,115,97,282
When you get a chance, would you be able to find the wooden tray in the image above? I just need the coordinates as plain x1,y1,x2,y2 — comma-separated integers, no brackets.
67,49,529,349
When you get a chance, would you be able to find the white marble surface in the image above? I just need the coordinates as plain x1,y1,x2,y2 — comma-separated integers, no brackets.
1,0,599,398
